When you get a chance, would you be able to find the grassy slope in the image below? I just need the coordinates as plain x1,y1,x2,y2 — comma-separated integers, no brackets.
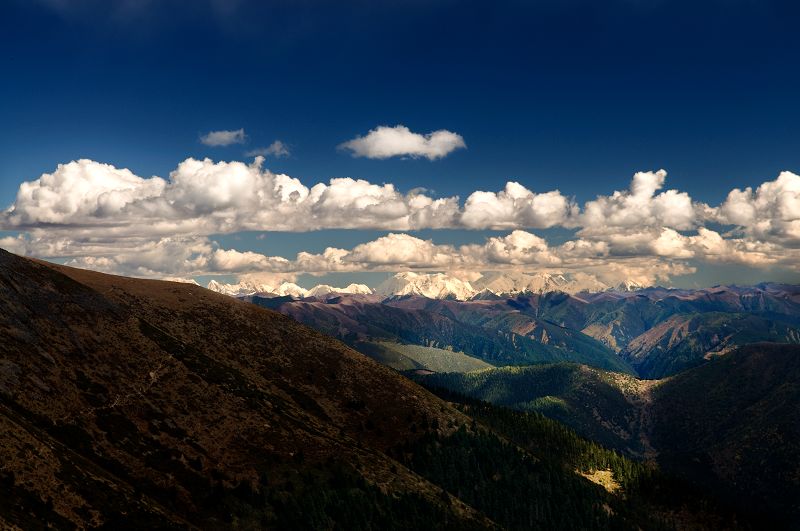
360,341,494,373
0,250,486,529
421,364,647,455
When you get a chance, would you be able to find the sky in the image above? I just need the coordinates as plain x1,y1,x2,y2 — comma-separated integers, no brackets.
1,0,800,290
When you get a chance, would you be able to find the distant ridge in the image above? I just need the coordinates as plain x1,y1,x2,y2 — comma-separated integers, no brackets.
208,278,373,298
208,271,650,301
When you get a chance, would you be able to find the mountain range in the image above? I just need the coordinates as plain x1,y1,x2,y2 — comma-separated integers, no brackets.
207,278,373,298
207,271,645,300
1,248,757,529
249,281,800,381
3,248,800,527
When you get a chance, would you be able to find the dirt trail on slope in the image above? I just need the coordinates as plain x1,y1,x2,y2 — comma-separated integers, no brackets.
631,379,660,462
608,372,661,462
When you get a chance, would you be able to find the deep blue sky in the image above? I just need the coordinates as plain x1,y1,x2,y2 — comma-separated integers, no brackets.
2,0,800,288
3,0,800,208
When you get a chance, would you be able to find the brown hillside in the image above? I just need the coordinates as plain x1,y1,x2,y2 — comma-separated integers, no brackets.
0,249,484,529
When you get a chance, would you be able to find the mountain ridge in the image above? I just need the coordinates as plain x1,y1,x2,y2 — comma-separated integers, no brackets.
3,248,737,529
207,271,652,301
0,249,492,529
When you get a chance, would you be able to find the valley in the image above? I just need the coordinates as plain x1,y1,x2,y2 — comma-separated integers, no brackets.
419,344,800,524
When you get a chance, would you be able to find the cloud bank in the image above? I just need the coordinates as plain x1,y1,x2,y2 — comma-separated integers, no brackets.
2,157,800,286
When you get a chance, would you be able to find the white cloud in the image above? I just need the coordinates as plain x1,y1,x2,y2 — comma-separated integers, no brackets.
0,235,28,256
246,140,290,158
339,125,466,160
717,171,800,244
2,158,800,284
578,170,701,236
346,233,459,268
65,237,212,278
460,182,576,229
1,159,708,237
11,225,793,288
464,230,561,266
6,159,166,227
200,128,246,146
209,248,291,273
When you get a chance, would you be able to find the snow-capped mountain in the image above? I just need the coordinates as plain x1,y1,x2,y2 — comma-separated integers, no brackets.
375,271,647,300
275,282,310,298
307,283,374,297
207,279,309,298
613,279,645,292
209,272,646,300
161,277,200,286
375,272,476,300
208,279,373,298
207,279,267,296
472,272,572,295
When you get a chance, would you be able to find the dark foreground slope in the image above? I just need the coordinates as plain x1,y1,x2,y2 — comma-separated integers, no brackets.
0,249,736,530
0,249,486,529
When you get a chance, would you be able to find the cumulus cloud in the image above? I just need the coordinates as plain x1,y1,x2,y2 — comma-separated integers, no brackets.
654,227,781,266
0,235,28,256
246,140,290,158
460,182,576,229
200,128,246,146
6,159,166,227
5,225,794,288
65,237,213,278
1,157,468,234
2,158,800,285
276,230,708,284
717,171,800,244
339,125,466,160
346,233,459,268
209,248,291,273
0,159,711,237
578,170,701,236
465,230,561,266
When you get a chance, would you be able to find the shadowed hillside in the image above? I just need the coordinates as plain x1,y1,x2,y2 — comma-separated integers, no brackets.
421,344,800,526
652,343,800,523
0,249,488,529
621,313,800,378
